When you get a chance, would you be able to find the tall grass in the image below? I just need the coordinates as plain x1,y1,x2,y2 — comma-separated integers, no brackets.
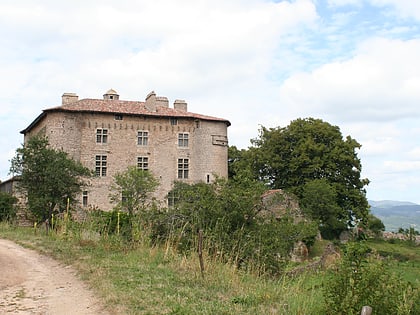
0,220,325,314
1,216,419,314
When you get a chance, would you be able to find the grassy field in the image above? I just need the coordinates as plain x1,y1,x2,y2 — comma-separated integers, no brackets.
1,222,419,314
366,238,420,287
0,223,325,314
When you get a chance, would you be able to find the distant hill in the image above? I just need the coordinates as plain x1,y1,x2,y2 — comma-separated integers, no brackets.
369,200,420,232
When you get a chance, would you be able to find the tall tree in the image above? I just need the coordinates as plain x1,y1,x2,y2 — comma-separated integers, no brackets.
10,135,92,223
249,118,370,237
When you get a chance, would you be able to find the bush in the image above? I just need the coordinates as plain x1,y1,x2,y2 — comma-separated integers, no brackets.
146,179,318,275
89,210,131,239
0,192,18,222
323,241,420,314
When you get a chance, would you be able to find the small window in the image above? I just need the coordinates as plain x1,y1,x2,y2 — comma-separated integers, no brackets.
170,118,178,125
167,190,180,207
96,129,108,144
95,155,107,177
178,133,189,147
178,158,189,179
82,191,88,207
137,131,149,146
137,156,149,170
115,114,123,120
206,174,210,184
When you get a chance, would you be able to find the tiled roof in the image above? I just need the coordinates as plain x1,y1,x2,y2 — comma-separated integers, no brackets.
21,98,230,134
47,99,230,123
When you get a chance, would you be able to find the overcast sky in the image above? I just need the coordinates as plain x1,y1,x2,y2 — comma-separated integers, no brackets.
1,0,419,203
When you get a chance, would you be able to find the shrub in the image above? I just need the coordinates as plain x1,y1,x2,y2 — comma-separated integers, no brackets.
323,241,420,314
0,191,18,222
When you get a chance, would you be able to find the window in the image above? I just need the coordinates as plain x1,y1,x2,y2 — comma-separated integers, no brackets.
96,129,108,144
170,118,178,125
137,156,149,170
178,158,189,179
167,190,180,207
137,131,148,145
178,133,189,147
115,114,123,120
95,155,107,177
82,191,88,207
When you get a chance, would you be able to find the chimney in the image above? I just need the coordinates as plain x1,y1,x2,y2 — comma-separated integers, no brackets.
62,93,79,105
174,99,187,112
156,96,169,108
145,91,156,112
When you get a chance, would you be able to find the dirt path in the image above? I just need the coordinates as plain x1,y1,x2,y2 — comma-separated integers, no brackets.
0,239,109,315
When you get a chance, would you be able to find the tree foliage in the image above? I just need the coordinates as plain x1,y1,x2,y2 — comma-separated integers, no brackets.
149,177,318,275
9,135,92,222
230,118,370,238
109,166,159,239
109,166,159,216
0,191,18,222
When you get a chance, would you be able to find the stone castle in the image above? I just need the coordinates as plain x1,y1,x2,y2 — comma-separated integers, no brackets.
19,89,230,210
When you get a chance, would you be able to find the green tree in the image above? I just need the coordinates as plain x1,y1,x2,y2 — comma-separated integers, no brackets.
365,213,385,237
9,135,92,223
109,166,159,238
300,179,346,239
0,191,18,222
249,118,370,236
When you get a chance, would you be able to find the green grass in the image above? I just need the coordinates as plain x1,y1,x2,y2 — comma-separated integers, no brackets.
366,239,420,287
1,222,418,314
0,223,325,314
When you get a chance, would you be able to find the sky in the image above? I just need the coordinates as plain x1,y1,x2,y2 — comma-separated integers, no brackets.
0,0,419,203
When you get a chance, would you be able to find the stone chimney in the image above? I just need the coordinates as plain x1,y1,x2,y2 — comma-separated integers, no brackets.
174,99,187,112
103,89,119,100
156,96,169,108
145,91,156,112
62,93,79,105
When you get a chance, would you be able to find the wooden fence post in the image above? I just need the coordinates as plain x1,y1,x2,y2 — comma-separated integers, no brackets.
198,229,205,279
361,306,372,315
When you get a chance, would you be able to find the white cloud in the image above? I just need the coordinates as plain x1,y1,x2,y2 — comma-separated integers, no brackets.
277,37,420,122
327,0,363,7
370,0,420,20
1,0,420,205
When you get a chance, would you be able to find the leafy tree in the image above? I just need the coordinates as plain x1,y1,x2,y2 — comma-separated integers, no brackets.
300,179,346,239
365,213,385,237
228,145,253,179
0,191,18,222
109,166,159,238
9,135,92,223
248,118,370,237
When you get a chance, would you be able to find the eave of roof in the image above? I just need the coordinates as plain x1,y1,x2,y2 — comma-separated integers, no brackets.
21,98,231,134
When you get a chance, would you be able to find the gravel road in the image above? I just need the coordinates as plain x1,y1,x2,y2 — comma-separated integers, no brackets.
0,239,109,315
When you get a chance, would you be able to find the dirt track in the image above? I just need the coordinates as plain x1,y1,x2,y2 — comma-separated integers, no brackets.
0,239,108,314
